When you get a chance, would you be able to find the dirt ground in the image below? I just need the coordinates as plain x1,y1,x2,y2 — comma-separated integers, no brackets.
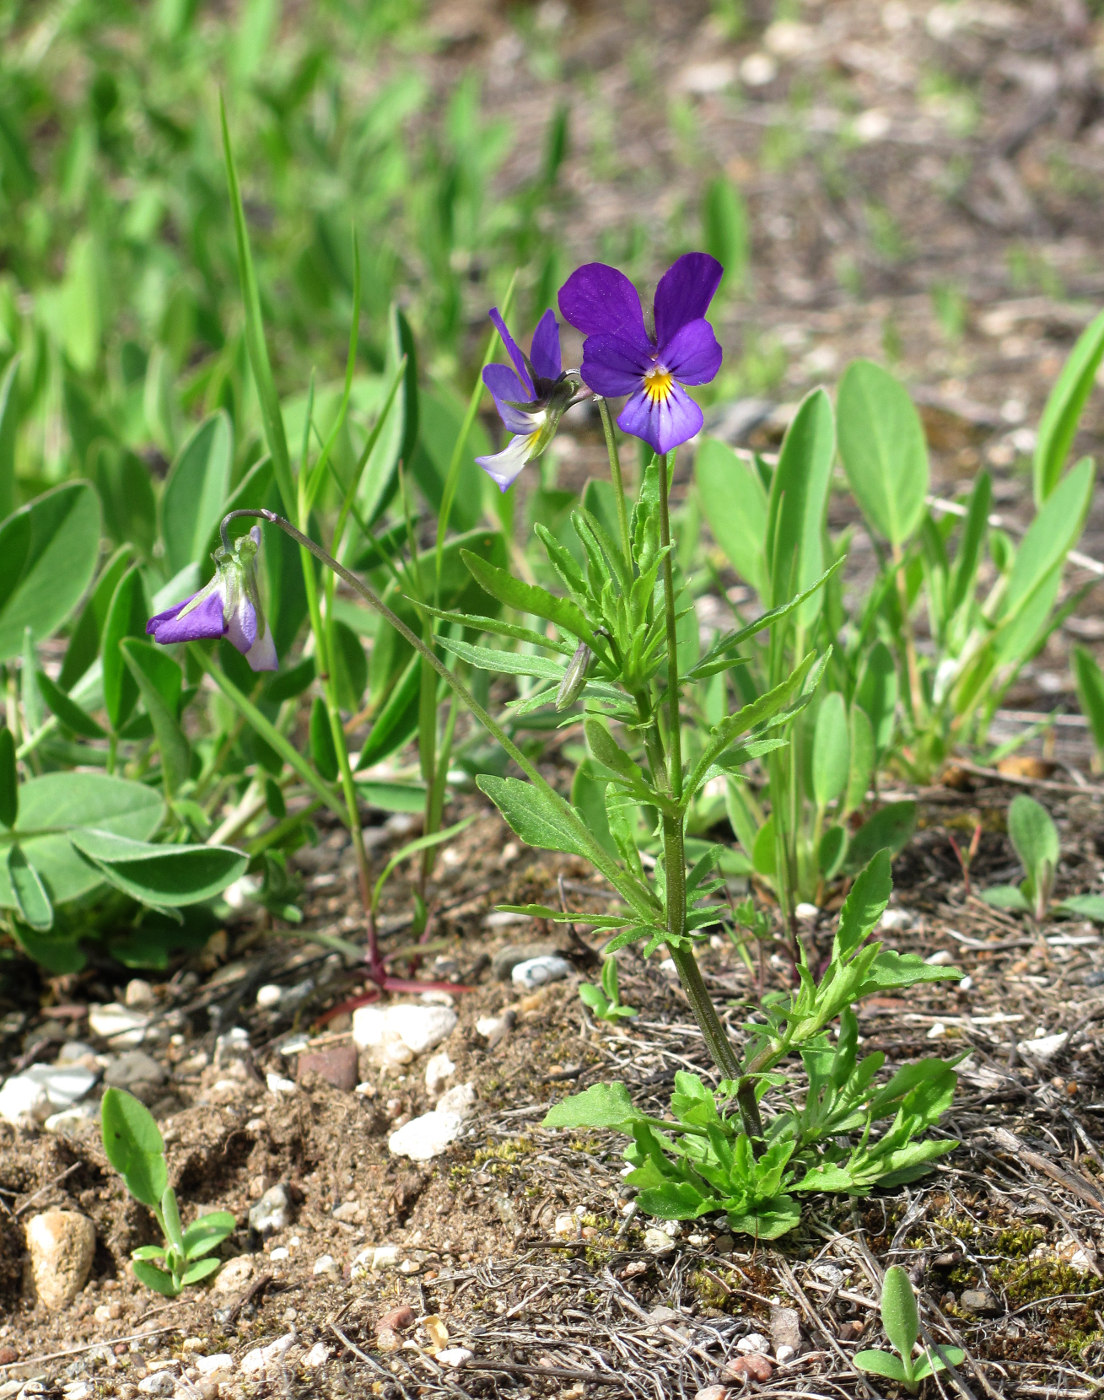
4,1,1104,1396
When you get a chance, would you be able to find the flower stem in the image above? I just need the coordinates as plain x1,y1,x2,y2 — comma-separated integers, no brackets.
220,510,658,925
597,398,633,567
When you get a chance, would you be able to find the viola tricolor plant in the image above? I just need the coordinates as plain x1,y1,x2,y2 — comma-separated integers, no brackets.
140,249,969,1241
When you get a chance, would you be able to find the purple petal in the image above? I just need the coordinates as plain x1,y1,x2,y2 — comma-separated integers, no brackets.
661,317,723,387
617,382,703,456
488,309,534,397
147,589,226,644
225,594,258,656
653,254,723,347
558,263,649,346
475,435,532,492
483,364,535,433
529,309,561,382
579,332,653,399
244,627,278,672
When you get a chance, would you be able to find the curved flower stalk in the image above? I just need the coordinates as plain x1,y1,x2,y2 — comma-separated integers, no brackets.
147,526,277,672
476,307,580,491
558,253,723,455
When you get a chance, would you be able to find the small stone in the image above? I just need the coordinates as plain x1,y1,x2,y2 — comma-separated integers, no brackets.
960,1288,1000,1316
89,1003,152,1047
137,1373,175,1396
25,1210,96,1309
879,908,914,931
694,1387,727,1400
352,1004,457,1057
776,1345,796,1364
679,60,737,95
425,1050,455,1095
388,1110,465,1161
511,955,572,990
375,1327,402,1353
643,1227,675,1256
475,1012,515,1047
265,1073,297,1095
302,1343,330,1368
296,1043,359,1092
104,1051,166,1091
249,1184,292,1234
491,941,558,981
770,1305,802,1355
379,1305,415,1331
269,1246,289,1260
794,903,819,922
239,1333,295,1376
0,1063,97,1125
62,1385,93,1400
737,1332,769,1354
44,1103,99,1136
436,1348,473,1369
124,980,155,1010
332,1201,361,1223
213,1027,251,1066
55,1041,97,1065
211,1256,253,1294
1017,1033,1066,1063
255,985,283,1010
313,1254,339,1276
724,1354,772,1382
351,1244,400,1275
193,1356,232,1378
436,1082,476,1118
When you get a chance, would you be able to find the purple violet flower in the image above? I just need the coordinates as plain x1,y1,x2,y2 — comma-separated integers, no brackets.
147,526,277,672
558,253,724,455
476,307,579,491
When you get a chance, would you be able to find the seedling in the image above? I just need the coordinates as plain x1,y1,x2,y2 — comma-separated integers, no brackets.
980,795,1104,924
854,1265,965,1393
578,954,638,1022
101,1088,235,1296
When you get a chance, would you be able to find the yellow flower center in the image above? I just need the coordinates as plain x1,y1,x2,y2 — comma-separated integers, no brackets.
642,364,674,404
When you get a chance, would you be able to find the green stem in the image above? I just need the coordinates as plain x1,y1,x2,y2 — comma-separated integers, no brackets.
221,511,658,923
597,398,633,567
657,452,682,800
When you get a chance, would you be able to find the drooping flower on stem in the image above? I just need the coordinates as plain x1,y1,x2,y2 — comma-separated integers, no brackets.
476,307,579,491
558,253,723,455
147,526,277,672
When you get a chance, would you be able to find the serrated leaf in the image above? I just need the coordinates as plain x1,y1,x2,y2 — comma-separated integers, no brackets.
476,774,591,861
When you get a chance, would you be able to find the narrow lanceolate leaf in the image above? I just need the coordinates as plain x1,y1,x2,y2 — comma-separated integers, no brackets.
476,775,591,862
160,412,234,577
120,639,191,797
220,98,294,514
1033,307,1104,505
1007,795,1058,881
812,691,849,808
0,727,17,827
35,670,105,739
765,387,835,620
837,359,929,547
102,567,150,733
0,355,19,520
833,849,892,961
461,551,597,647
7,846,53,931
694,438,767,595
1072,645,1104,759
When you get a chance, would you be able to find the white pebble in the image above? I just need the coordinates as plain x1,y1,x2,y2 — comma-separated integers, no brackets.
302,1342,331,1368
436,1348,474,1369
794,903,819,921
269,1246,290,1260
137,1372,176,1395
511,955,573,990
256,985,283,1009
88,1002,152,1047
435,1082,476,1118
737,1332,770,1354
425,1050,455,1095
194,1355,233,1377
388,1110,466,1161
239,1332,295,1376
313,1254,338,1277
265,1073,297,1095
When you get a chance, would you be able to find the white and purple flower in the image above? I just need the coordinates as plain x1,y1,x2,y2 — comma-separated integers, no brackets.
476,308,578,491
147,526,277,672
558,253,724,456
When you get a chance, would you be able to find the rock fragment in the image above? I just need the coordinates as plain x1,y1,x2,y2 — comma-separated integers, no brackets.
25,1210,96,1309
249,1183,292,1234
511,955,572,990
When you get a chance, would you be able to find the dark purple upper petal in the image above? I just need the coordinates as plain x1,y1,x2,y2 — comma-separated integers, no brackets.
653,253,723,348
617,381,703,456
558,263,649,348
488,308,534,397
579,331,654,399
660,317,723,387
147,588,226,644
528,309,562,382
482,363,536,433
